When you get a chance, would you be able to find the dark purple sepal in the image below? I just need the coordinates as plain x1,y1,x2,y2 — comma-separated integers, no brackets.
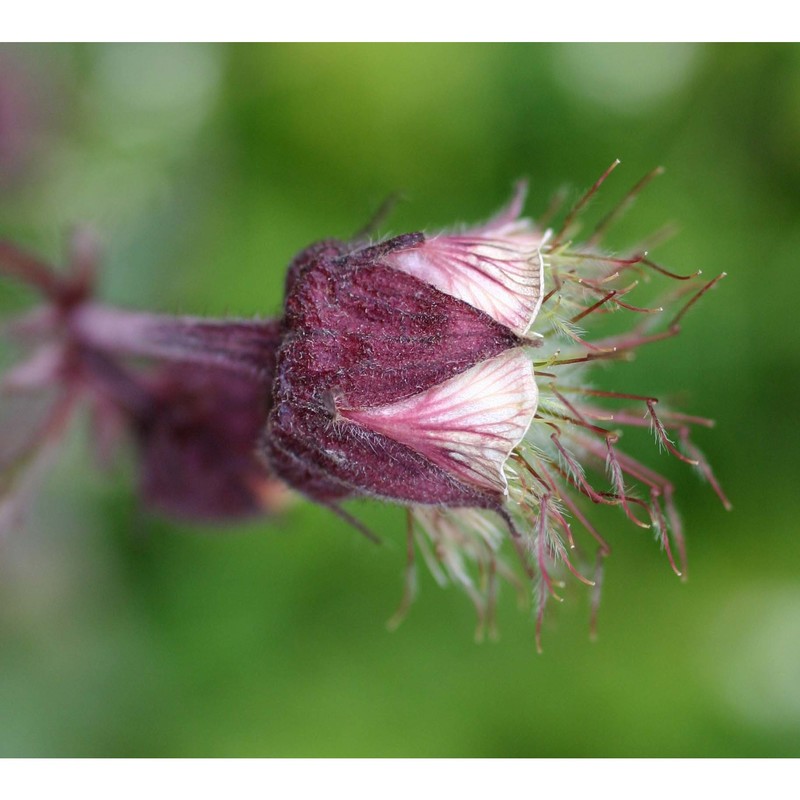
280,235,522,409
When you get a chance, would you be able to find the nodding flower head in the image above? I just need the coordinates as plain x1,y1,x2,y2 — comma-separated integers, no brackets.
262,165,729,646
1,163,729,646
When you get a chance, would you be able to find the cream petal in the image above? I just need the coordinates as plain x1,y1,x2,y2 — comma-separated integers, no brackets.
341,349,538,495
387,230,544,336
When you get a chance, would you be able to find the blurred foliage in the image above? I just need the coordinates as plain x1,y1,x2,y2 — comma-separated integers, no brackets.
1,43,799,757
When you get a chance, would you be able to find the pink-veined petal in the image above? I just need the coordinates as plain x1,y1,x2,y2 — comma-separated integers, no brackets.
385,186,545,335
341,349,538,495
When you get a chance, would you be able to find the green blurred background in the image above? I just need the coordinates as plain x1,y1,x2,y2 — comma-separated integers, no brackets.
1,43,799,757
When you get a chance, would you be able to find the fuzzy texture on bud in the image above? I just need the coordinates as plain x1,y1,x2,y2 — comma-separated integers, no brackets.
263,230,537,522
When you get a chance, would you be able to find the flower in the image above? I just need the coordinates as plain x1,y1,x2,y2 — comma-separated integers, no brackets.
1,164,729,645
263,169,729,645
0,232,287,531
263,219,538,519
261,169,730,646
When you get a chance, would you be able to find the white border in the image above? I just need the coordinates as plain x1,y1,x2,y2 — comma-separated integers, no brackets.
1,758,794,798
1,3,793,42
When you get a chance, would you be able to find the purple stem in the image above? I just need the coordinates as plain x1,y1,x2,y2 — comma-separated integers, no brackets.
70,304,282,378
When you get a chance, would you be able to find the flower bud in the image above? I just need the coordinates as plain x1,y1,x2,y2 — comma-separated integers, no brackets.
263,170,729,644
263,221,542,520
